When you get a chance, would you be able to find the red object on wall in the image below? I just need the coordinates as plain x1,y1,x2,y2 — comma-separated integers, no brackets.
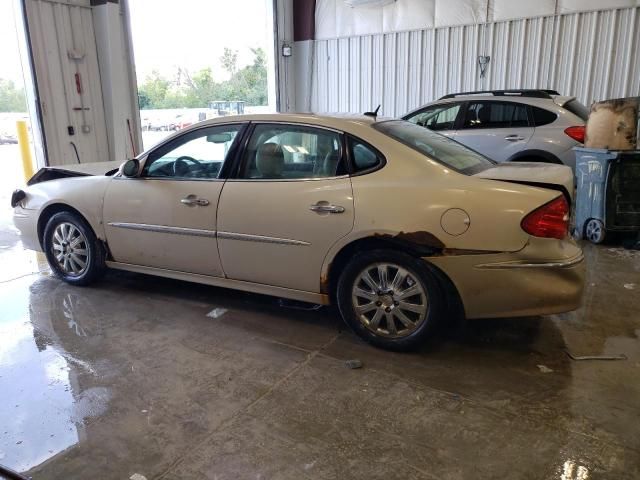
75,73,83,94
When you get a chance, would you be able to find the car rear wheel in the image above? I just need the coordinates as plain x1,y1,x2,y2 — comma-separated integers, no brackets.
43,211,105,285
337,249,443,351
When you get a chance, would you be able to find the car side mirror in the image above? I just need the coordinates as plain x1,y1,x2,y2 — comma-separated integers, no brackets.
121,159,140,177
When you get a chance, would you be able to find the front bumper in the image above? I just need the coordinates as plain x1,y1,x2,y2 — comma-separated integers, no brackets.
12,208,42,252
428,241,585,319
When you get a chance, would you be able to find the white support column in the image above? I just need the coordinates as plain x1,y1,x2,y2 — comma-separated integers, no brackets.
273,0,295,112
92,0,141,161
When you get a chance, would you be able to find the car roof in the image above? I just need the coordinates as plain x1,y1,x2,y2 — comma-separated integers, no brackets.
403,94,578,118
193,113,381,129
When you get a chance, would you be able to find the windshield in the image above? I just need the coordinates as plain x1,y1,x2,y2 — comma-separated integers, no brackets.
374,120,495,175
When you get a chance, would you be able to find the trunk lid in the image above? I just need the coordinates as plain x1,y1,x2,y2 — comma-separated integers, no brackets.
474,162,574,200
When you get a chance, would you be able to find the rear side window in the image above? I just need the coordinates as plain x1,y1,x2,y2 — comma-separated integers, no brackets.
563,99,589,121
463,101,529,129
531,107,558,126
349,137,383,173
374,120,494,175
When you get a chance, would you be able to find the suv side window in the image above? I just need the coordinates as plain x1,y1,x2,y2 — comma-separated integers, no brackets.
348,136,384,173
238,124,346,180
406,103,461,131
463,101,529,129
531,107,558,126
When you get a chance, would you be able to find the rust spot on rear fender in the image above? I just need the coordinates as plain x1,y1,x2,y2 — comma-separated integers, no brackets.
394,231,446,249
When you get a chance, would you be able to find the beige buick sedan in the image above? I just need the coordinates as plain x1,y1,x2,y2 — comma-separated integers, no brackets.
12,114,584,350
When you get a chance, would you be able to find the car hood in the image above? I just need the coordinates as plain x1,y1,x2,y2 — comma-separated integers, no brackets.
474,162,574,199
27,160,122,185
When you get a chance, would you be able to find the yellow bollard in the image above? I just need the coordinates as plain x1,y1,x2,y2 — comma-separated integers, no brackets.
16,120,35,182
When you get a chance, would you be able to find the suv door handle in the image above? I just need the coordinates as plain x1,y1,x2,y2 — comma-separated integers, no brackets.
181,195,210,206
309,201,345,214
505,135,525,141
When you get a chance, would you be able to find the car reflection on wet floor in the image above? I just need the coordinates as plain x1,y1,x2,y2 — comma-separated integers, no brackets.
0,242,639,479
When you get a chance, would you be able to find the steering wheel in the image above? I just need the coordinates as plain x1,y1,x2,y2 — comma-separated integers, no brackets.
172,155,201,176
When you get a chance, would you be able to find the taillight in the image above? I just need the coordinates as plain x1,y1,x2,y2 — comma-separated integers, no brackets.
521,196,570,239
564,125,585,143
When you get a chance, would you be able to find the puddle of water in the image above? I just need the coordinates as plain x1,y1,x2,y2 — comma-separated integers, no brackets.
0,277,78,472
0,244,50,283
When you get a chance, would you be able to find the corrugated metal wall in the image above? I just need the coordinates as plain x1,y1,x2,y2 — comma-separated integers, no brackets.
310,7,640,116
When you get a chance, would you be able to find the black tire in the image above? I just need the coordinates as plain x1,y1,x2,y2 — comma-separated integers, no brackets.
43,211,105,286
336,249,444,351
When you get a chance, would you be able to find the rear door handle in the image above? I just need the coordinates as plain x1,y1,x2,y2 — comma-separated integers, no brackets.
309,201,345,214
505,134,525,141
181,194,210,206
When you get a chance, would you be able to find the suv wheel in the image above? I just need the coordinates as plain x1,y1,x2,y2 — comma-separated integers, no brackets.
337,249,443,351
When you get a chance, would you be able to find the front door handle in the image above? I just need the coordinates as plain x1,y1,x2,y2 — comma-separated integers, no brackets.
181,194,210,206
309,201,345,214
505,134,525,141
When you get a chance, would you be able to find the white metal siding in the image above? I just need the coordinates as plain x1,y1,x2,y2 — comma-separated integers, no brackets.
310,7,640,116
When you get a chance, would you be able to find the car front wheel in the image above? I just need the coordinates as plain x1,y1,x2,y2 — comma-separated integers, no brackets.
337,250,443,351
43,211,105,286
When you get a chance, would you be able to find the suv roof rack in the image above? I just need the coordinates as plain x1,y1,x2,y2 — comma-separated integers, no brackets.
439,89,560,100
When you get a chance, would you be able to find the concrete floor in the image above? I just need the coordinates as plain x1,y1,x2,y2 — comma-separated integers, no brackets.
1,171,640,478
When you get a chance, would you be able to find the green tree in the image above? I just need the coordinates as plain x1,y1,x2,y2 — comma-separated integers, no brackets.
137,90,150,109
136,47,268,109
220,48,238,76
0,79,27,112
137,71,170,109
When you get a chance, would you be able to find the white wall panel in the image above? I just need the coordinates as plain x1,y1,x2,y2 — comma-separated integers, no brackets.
490,0,556,22
434,0,488,27
310,7,640,116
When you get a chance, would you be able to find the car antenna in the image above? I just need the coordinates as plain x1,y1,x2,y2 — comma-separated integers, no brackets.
364,105,381,119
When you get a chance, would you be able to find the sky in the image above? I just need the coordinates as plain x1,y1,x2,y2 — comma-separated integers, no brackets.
128,0,271,83
0,0,24,84
0,0,271,86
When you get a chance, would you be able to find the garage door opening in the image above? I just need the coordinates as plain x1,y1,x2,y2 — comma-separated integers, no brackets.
128,0,277,149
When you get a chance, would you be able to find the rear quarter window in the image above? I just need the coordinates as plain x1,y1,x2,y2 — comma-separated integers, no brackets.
531,107,558,126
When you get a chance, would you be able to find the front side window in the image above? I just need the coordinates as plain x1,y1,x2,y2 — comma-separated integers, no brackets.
406,103,461,131
239,124,345,180
463,101,529,129
374,120,494,175
143,124,242,179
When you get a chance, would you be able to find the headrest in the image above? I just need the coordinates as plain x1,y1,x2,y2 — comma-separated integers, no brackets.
256,143,285,178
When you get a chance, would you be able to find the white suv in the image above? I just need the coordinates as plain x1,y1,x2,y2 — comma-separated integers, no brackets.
403,90,589,169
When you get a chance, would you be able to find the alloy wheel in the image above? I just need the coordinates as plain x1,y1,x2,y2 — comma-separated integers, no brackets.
51,222,89,276
351,263,429,338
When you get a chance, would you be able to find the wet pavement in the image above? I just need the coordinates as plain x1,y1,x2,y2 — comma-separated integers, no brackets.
1,219,639,478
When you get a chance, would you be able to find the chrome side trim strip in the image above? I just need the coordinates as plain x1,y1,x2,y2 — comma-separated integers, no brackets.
108,222,217,238
475,253,585,270
217,231,310,246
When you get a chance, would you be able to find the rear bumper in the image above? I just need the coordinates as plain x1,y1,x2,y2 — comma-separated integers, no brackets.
427,243,585,319
13,208,42,251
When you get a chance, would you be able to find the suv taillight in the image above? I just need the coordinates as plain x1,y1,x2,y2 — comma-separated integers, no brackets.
521,196,570,240
564,125,585,143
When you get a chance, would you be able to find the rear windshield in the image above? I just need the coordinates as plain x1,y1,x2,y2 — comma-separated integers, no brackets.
563,99,589,121
373,120,495,175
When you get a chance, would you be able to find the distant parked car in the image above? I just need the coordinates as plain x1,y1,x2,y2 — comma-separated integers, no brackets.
0,133,18,145
403,89,589,169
